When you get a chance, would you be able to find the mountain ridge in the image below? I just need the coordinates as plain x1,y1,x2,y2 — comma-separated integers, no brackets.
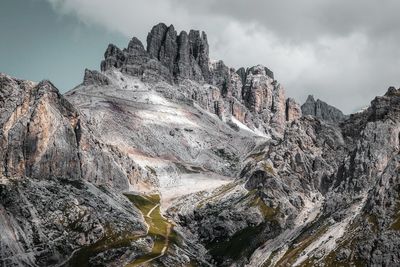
1,23,400,267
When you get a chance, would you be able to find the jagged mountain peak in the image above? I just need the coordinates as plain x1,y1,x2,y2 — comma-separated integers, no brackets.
93,23,303,137
100,23,279,88
301,93,347,123
305,94,315,102
385,85,400,96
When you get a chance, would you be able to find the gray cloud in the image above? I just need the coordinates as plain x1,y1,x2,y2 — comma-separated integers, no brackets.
46,0,400,113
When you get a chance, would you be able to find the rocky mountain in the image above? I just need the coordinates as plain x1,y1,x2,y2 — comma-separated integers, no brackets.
1,22,400,267
301,95,347,123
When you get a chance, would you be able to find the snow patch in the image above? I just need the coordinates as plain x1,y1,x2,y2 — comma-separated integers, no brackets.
230,116,269,138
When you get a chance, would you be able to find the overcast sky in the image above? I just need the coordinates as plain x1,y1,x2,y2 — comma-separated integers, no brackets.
2,0,400,113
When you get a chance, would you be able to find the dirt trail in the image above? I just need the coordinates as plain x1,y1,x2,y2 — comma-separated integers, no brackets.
126,194,173,266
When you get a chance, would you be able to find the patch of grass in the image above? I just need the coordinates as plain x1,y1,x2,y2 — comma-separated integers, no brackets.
366,213,379,232
249,151,265,161
207,223,267,264
125,194,160,216
299,218,365,267
125,194,174,267
390,202,400,230
275,224,329,267
67,193,174,267
391,216,400,230
261,162,275,175
67,225,142,267
205,190,279,265
247,191,278,221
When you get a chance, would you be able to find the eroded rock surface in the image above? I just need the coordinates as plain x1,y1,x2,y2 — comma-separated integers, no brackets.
301,94,347,123
98,23,301,137
0,74,148,266
1,23,400,267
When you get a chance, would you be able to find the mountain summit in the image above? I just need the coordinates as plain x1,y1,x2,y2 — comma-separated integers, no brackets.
89,22,303,138
301,94,347,122
1,23,400,267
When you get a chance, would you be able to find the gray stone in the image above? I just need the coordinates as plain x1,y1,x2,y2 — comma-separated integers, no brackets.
301,94,347,122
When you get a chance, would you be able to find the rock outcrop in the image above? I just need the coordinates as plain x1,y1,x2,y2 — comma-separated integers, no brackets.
0,73,148,267
0,74,81,180
286,97,302,123
101,23,211,84
99,24,301,136
83,69,110,86
301,94,347,122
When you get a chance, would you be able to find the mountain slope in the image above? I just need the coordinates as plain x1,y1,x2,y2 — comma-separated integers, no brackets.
1,23,400,267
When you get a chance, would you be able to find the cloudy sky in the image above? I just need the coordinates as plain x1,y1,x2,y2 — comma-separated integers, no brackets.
2,0,400,113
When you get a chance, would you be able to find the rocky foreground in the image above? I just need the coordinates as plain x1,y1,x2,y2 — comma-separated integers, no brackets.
1,23,400,267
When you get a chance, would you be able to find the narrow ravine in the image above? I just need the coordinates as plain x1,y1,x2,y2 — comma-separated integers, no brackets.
125,193,174,266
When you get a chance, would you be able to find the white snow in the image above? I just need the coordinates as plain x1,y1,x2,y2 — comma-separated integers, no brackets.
230,116,269,138
159,173,232,209
136,108,199,127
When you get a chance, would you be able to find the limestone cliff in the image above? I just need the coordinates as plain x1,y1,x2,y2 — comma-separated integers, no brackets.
1,23,400,267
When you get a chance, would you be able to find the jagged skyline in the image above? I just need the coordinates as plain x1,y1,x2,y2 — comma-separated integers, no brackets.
2,19,400,266
2,0,400,113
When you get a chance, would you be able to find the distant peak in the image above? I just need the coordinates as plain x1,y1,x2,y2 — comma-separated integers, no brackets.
247,65,274,79
385,86,400,97
301,94,346,122
306,95,315,102
99,22,276,86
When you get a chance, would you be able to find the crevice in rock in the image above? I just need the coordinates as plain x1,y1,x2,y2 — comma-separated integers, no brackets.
73,118,83,179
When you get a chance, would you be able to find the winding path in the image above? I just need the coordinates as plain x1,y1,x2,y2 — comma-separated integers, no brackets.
128,196,173,267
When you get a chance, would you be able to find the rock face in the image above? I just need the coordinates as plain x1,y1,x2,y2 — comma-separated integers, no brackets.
301,94,347,122
101,23,211,84
99,24,300,137
286,97,302,123
83,69,110,86
0,75,81,180
0,73,148,267
2,23,400,267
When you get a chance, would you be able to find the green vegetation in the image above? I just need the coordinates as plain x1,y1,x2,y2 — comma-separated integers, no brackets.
207,223,267,263
366,213,379,232
249,151,265,161
261,162,276,176
301,233,366,267
67,224,143,267
390,202,400,230
125,193,174,267
391,215,400,230
205,190,279,265
298,217,365,267
275,224,329,266
247,190,278,220
67,193,175,267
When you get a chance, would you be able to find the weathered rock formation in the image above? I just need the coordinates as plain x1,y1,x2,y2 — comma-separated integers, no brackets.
301,94,347,122
0,73,148,266
99,23,301,137
1,23,400,267
101,23,211,84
